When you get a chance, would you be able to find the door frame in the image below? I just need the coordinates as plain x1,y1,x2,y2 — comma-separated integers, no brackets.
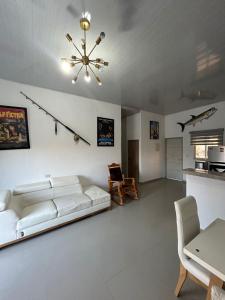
127,139,139,183
165,137,183,181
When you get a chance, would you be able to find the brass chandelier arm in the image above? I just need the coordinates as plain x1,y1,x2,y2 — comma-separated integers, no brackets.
71,40,83,57
88,64,102,85
88,44,97,58
76,64,84,77
74,61,83,66
61,58,83,64
88,64,97,77
89,62,101,69
61,58,77,62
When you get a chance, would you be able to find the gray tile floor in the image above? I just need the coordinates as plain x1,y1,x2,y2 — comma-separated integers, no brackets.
0,179,206,300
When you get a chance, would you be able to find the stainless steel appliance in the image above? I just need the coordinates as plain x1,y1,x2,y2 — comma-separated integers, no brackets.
208,146,225,173
195,161,208,170
208,146,225,163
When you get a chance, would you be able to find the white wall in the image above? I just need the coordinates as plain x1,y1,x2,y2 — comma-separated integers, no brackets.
0,79,121,189
140,111,165,182
165,101,225,178
125,111,165,183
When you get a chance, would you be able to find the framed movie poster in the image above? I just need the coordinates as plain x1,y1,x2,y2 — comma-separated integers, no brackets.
0,105,30,150
97,117,114,146
150,120,159,140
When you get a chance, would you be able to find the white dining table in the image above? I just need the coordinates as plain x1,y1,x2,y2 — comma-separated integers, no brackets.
184,218,225,300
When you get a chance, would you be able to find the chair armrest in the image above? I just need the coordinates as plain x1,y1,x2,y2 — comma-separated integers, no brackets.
108,179,122,183
0,190,11,212
124,177,136,184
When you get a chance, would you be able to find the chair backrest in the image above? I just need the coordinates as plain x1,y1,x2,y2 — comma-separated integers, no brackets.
174,196,200,265
108,163,123,181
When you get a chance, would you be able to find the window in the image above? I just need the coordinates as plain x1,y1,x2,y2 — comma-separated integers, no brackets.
190,128,224,160
194,145,215,160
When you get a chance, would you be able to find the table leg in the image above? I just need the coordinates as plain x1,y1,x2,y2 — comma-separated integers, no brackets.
206,274,223,300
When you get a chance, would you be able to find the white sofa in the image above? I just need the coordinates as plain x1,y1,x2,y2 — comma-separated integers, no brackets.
0,175,111,248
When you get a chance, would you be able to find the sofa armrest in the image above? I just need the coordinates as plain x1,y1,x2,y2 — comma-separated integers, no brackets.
0,190,11,212
0,209,19,245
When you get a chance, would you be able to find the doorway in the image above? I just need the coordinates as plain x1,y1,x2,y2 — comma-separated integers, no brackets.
166,138,183,181
128,140,139,182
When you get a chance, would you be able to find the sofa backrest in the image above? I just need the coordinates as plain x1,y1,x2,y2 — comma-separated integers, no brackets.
12,175,83,209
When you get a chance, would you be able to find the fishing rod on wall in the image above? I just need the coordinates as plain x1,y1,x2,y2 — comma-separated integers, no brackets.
20,91,91,146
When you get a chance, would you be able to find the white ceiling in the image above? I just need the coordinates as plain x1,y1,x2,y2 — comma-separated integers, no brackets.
0,0,225,114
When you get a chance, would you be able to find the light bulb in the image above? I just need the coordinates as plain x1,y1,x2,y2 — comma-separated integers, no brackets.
100,32,105,39
84,71,91,82
82,11,91,22
72,76,78,84
61,61,72,74
96,76,102,86
95,64,104,72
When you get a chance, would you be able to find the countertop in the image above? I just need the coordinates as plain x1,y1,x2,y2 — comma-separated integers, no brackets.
183,168,225,182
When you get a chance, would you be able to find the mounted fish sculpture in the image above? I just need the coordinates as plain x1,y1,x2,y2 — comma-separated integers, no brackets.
177,107,217,132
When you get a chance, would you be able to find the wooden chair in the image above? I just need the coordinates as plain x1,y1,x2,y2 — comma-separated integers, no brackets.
108,163,138,206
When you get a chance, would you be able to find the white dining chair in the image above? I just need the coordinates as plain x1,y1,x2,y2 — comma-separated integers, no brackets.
211,286,225,300
174,196,211,297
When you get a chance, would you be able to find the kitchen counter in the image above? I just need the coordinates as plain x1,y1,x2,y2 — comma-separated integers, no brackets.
184,168,225,229
183,168,225,182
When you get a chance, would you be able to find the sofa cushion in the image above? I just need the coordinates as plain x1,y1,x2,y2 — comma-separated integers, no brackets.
50,175,80,188
84,185,110,206
53,184,83,199
13,189,54,208
53,194,91,217
0,190,11,212
17,200,57,231
14,181,51,195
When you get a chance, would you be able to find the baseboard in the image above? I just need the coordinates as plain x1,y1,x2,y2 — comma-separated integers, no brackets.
139,177,164,184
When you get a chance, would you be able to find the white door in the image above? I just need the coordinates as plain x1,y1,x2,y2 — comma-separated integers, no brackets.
166,138,183,181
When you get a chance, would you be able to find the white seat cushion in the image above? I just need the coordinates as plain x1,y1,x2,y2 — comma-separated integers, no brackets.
53,194,91,217
17,200,57,231
84,185,110,206
184,258,211,286
50,175,80,188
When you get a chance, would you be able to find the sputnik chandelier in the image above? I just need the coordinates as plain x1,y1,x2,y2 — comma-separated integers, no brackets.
61,12,109,86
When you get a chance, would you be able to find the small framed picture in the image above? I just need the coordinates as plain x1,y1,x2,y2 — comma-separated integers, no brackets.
97,117,114,146
150,120,159,140
0,105,30,150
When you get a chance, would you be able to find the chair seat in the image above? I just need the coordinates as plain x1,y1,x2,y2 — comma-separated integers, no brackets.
17,200,57,231
184,258,211,286
53,194,91,217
